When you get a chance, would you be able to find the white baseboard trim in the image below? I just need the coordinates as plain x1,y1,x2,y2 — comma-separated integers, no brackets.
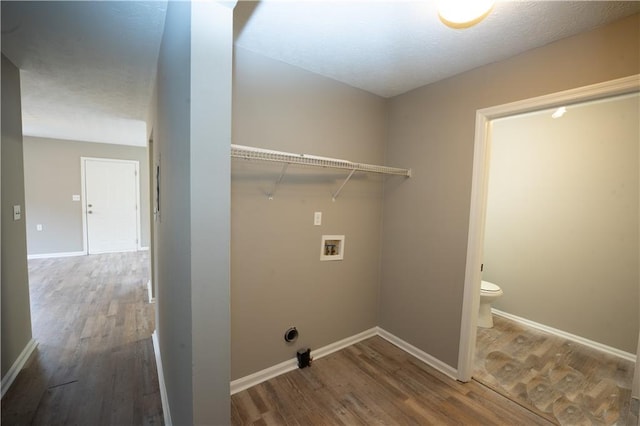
230,356,298,396
230,327,378,395
152,331,172,426
230,327,460,394
493,309,636,363
376,327,458,380
312,327,378,360
147,280,155,303
1,338,38,398
27,251,86,260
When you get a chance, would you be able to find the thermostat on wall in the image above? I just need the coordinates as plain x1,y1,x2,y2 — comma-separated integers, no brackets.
320,235,344,261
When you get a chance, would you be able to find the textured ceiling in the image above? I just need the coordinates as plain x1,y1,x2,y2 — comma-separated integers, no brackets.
1,1,167,146
236,1,640,98
1,1,639,146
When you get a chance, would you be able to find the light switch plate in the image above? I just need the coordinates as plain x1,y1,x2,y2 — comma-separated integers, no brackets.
13,205,21,221
314,211,322,226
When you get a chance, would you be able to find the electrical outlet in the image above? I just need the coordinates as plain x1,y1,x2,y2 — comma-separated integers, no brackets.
36,224,43,231
314,211,322,226
13,205,21,221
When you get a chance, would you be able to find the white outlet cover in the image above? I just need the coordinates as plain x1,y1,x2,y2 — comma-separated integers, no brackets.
314,211,322,226
72,194,80,201
13,205,21,221
36,224,43,231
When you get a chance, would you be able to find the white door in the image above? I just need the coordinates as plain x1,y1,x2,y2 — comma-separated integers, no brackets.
84,158,139,254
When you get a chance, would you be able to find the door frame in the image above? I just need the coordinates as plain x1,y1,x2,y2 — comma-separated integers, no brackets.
80,157,142,255
457,74,640,381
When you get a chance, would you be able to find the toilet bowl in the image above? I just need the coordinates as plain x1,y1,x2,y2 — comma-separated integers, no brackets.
478,280,503,328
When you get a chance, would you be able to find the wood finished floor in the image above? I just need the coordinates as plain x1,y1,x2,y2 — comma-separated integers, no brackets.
1,252,163,426
232,336,553,425
474,314,635,426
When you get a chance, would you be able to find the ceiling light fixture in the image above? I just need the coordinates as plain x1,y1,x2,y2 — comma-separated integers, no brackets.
551,107,567,119
438,1,495,29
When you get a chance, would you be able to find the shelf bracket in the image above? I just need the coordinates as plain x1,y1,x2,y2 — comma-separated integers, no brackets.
332,168,357,202
268,163,289,200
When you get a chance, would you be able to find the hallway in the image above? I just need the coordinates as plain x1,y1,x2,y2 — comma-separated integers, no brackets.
1,252,163,425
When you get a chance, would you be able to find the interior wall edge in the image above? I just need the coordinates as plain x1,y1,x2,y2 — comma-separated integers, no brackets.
1,52,34,383
377,327,458,380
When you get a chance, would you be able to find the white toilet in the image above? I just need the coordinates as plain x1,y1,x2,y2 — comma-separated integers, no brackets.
478,280,503,328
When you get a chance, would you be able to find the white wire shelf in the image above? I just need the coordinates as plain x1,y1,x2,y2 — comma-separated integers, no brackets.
231,144,411,177
231,144,412,200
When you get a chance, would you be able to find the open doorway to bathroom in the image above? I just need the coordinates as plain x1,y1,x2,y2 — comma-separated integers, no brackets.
458,76,640,425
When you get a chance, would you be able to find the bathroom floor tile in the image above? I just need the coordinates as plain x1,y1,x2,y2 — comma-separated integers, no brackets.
474,314,634,426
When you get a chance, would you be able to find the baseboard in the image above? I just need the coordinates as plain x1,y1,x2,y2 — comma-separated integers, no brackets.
230,357,299,396
230,327,459,394
1,339,38,398
27,248,148,259
376,327,458,380
311,327,378,360
230,327,378,395
152,331,172,426
27,251,86,260
147,280,155,303
493,309,636,363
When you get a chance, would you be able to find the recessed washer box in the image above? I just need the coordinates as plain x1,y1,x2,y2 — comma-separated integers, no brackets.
320,235,344,261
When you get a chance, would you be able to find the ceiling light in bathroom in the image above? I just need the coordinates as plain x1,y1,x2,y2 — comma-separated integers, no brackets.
552,107,567,119
438,1,494,29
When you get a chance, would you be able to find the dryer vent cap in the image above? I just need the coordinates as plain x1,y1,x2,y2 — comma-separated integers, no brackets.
284,327,298,342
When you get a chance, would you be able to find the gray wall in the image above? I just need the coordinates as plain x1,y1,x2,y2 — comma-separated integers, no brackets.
190,2,233,423
22,136,150,255
231,47,389,379
153,2,193,423
151,1,233,424
1,55,33,378
485,95,639,354
380,14,640,369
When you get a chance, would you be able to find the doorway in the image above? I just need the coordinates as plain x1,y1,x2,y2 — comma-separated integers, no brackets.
81,157,141,254
458,75,640,423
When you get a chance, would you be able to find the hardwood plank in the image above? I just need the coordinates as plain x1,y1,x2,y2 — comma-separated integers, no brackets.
232,336,555,425
258,409,288,426
1,252,163,426
339,391,402,425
